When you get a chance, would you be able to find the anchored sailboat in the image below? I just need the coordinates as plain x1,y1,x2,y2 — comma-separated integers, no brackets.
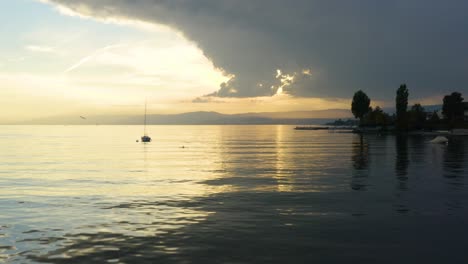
141,101,152,142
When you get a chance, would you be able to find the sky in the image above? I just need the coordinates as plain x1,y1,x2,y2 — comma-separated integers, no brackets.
1,0,467,122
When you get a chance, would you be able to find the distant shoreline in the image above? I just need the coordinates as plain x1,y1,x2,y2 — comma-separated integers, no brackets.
0,123,335,126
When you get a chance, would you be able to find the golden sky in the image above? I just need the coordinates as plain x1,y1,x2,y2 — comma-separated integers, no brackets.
0,1,445,123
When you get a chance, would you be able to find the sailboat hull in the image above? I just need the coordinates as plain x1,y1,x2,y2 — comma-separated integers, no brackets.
141,136,152,142
141,101,152,142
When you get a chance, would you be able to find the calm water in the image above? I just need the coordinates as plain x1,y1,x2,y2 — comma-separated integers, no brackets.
0,125,467,263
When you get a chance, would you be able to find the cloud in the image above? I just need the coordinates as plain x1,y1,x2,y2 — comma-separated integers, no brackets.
25,45,56,53
6,56,27,62
192,96,215,104
64,44,125,73
192,96,227,104
42,0,468,99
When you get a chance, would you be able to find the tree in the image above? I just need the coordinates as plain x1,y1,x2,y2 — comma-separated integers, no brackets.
365,106,390,127
408,103,426,130
429,111,440,123
372,106,384,126
427,111,441,130
442,92,464,123
351,90,371,125
396,84,409,130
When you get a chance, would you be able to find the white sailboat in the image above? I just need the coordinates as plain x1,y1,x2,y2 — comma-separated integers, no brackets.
141,101,152,143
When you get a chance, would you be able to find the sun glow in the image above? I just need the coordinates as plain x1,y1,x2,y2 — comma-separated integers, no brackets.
0,1,232,122
0,0,406,124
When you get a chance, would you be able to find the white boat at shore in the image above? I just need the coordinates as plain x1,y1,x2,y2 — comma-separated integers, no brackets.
430,136,448,144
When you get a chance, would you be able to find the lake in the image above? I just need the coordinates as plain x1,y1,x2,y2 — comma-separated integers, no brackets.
0,125,467,263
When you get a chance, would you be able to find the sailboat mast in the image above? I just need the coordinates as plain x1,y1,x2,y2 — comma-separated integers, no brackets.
144,101,147,136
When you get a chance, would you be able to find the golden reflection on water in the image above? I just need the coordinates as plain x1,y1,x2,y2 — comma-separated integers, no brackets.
0,126,232,198
274,125,294,192
0,125,355,199
1,125,468,263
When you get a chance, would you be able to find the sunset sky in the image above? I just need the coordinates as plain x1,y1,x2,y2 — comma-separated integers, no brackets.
1,0,467,122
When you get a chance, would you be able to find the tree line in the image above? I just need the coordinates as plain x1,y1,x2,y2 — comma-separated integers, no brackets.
351,85,466,130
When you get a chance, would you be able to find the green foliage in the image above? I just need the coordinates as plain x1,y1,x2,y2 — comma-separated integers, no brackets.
429,111,440,122
351,90,371,124
395,84,409,130
408,103,426,130
347,88,464,132
425,111,443,130
364,106,391,127
442,92,464,122
410,103,424,113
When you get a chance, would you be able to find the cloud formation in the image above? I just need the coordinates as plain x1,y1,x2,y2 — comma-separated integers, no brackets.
44,0,468,99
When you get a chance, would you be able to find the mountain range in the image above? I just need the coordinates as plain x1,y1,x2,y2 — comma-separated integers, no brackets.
10,105,443,125
15,109,354,125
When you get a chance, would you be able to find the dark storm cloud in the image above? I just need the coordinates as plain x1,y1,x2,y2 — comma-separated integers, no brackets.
47,0,468,99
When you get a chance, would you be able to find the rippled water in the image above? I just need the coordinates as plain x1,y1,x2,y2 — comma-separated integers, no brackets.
0,125,467,263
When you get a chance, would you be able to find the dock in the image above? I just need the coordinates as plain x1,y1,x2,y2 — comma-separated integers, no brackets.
294,126,329,130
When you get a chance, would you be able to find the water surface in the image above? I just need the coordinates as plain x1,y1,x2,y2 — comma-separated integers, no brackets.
0,125,467,263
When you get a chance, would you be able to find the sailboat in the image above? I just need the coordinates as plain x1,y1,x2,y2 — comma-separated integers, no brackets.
141,101,152,142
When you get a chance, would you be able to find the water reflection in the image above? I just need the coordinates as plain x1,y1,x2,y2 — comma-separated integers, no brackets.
351,135,369,191
408,136,426,164
1,126,468,263
393,135,410,213
443,138,465,189
441,138,467,213
24,186,468,264
395,135,409,183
